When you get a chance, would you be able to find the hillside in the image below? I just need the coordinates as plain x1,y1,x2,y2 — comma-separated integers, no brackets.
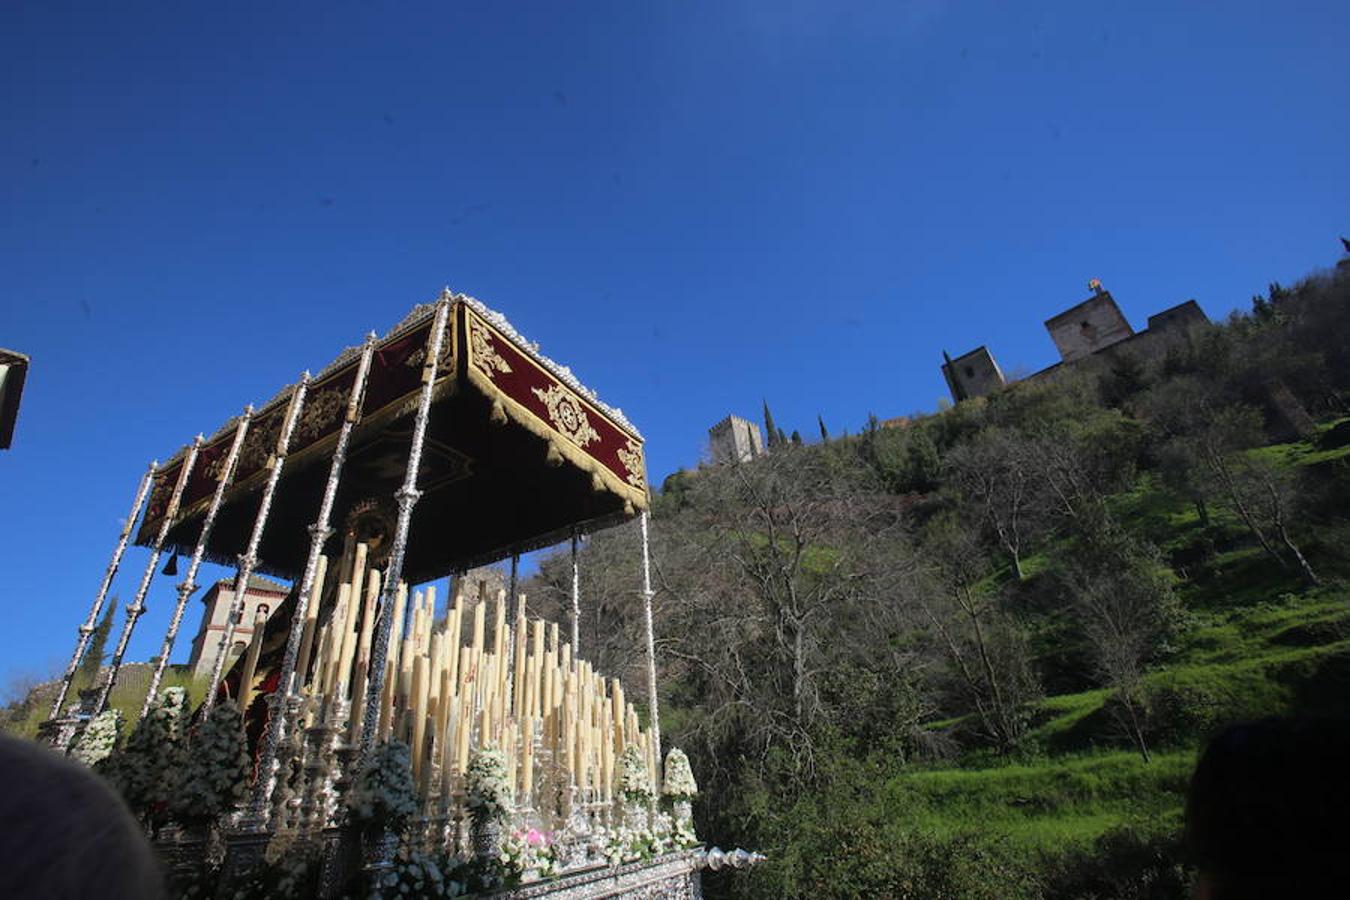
527,265,1350,898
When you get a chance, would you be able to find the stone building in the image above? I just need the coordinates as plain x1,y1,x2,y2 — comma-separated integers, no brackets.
940,283,1209,403
1044,288,1135,363
709,414,765,464
186,573,290,679
941,346,1006,401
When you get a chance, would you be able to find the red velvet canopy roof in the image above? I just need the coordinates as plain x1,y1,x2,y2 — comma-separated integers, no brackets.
133,294,648,583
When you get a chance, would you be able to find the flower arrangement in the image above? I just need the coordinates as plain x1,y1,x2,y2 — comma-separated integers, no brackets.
347,740,418,834
95,686,189,829
465,747,511,824
599,820,673,867
661,748,697,801
71,708,121,767
500,827,559,880
172,699,251,829
617,745,652,801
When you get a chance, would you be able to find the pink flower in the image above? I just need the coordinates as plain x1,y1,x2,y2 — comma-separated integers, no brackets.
526,828,550,848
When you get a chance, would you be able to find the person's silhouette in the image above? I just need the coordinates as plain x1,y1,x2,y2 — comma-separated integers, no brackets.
1186,717,1350,899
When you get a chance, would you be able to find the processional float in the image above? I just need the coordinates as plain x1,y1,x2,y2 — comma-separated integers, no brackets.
45,290,757,897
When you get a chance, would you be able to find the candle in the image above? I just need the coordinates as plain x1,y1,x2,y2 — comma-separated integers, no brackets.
442,696,460,793
350,569,383,741
521,714,534,800
337,544,369,690
237,607,268,712
295,553,329,692
512,594,526,717
410,655,429,786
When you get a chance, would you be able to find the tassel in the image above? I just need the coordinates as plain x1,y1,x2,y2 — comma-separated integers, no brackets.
546,442,564,467
624,501,636,517
490,398,508,425
162,551,179,577
591,473,605,493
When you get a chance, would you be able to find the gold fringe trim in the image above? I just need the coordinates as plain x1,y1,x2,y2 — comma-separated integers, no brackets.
464,365,649,513
490,397,508,425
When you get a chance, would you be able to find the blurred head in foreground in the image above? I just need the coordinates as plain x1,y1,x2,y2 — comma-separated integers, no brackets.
1186,717,1350,900
0,734,162,899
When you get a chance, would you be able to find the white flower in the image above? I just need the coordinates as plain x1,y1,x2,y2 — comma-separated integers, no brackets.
661,748,698,800
617,745,652,800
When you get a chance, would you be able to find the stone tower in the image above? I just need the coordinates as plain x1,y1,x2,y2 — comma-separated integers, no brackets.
709,414,765,464
1044,286,1134,363
941,346,1006,403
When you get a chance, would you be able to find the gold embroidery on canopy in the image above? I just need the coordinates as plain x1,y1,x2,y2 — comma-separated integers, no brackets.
531,383,600,448
617,439,645,489
469,317,512,379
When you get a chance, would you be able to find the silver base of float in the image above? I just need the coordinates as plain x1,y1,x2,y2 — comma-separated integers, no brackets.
495,849,705,900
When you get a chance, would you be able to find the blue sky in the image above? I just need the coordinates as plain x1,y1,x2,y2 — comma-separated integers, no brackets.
2,1,1347,688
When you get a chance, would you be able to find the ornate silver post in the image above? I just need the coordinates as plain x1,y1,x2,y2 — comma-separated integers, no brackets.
246,334,377,830
93,438,202,717
570,528,581,654
203,382,305,715
639,511,661,766
142,403,263,719
356,292,453,762
50,460,157,719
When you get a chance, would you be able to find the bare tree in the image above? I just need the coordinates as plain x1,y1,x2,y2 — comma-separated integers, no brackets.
651,445,916,779
945,427,1041,580
1060,532,1180,763
916,513,1038,753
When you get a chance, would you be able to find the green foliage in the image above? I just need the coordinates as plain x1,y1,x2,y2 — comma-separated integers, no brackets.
76,601,117,689
533,266,1350,897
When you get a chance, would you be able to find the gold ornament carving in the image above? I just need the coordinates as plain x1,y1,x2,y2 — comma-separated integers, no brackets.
531,383,600,448
294,385,346,443
469,319,512,379
238,414,282,472
617,439,646,489
404,332,454,371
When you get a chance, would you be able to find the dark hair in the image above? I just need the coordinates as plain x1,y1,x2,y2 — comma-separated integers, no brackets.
1185,717,1350,899
0,735,163,899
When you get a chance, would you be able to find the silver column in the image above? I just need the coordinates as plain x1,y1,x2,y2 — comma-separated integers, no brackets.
639,511,661,765
203,380,308,715
245,334,378,828
142,402,269,719
94,437,202,716
570,529,581,653
50,460,157,719
356,292,453,762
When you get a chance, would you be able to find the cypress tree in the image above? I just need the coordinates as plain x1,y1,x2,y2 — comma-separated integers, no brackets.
78,601,116,689
762,400,779,449
818,415,829,441
790,430,803,446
